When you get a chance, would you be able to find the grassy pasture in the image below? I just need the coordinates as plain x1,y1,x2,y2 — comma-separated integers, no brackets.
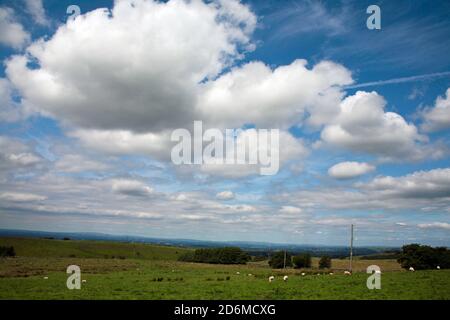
1,237,449,300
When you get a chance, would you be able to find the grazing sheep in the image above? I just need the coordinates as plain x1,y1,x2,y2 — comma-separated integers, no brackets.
409,267,415,272
301,272,306,276
329,272,334,275
248,274,252,276
43,276,48,280
283,275,288,281
437,266,441,270
269,276,275,282
236,272,240,275
344,271,351,275
82,279,87,283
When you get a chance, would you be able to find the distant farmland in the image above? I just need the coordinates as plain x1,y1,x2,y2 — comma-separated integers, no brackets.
0,237,191,260
0,237,449,300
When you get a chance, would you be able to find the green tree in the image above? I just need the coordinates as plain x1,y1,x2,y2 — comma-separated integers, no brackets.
0,246,15,257
319,255,332,269
397,244,450,270
178,247,250,264
268,251,292,268
293,253,311,268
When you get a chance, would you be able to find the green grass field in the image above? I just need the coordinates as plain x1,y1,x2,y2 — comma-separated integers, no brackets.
1,237,449,300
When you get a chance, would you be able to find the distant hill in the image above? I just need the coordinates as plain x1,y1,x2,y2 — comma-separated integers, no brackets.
0,229,397,258
0,236,191,260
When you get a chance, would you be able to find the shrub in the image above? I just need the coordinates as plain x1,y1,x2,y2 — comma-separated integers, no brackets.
178,247,250,265
268,251,292,269
293,253,311,269
0,246,15,257
397,244,450,270
319,255,332,269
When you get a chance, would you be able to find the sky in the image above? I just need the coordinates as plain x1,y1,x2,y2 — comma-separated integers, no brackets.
0,0,449,246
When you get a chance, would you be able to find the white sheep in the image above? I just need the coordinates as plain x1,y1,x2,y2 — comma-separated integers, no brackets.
329,272,334,275
43,276,48,280
344,270,351,275
236,272,240,275
248,273,252,276
301,272,306,276
269,276,275,282
437,266,441,270
283,275,288,281
82,279,87,283
409,267,415,272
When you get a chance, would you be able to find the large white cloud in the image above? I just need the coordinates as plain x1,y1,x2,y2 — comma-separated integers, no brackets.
197,59,353,129
6,0,256,133
321,91,427,161
192,129,308,177
421,88,450,132
0,7,30,49
275,167,450,211
70,129,173,160
361,168,450,200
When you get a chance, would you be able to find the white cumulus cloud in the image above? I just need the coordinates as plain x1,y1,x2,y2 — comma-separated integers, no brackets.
216,191,235,200
328,161,375,179
6,0,256,133
421,88,450,132
0,7,30,49
321,91,426,161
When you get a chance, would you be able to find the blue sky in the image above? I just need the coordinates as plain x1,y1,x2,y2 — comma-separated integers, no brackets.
0,0,449,246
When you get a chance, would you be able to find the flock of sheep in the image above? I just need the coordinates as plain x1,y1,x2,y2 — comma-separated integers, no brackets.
267,270,349,282
264,265,441,281
261,265,443,282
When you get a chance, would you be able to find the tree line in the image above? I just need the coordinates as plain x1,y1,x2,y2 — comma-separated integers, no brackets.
268,252,332,269
178,247,251,264
0,246,15,257
398,244,450,270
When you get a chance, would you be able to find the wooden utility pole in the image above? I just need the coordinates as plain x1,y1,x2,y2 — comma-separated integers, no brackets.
283,250,287,269
349,224,354,273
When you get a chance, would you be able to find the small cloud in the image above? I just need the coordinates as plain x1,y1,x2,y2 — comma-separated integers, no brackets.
0,192,47,202
216,191,235,200
24,0,50,27
279,205,303,214
420,88,450,132
55,154,109,173
408,87,425,100
111,179,154,197
417,222,450,231
0,7,30,49
328,161,375,180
